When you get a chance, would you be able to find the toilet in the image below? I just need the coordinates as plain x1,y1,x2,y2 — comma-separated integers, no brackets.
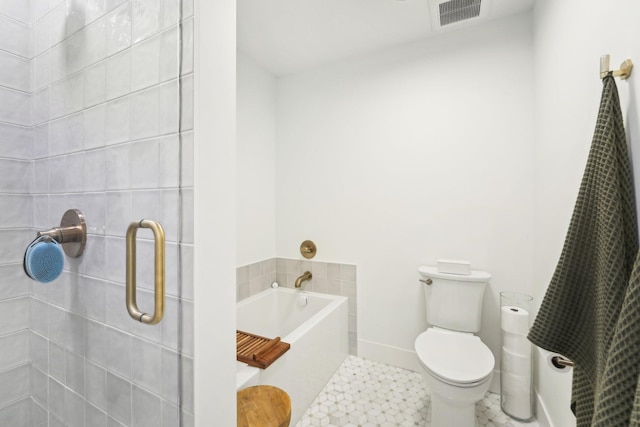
414,266,495,427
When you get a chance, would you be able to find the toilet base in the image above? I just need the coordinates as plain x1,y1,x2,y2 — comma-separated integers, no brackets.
420,368,492,427
431,393,476,427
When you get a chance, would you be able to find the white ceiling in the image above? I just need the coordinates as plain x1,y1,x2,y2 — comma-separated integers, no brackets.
237,0,535,76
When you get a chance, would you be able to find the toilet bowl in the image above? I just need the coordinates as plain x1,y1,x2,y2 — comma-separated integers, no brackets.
415,266,494,427
415,327,494,426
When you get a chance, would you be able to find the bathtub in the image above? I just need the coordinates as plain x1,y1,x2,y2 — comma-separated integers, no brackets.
236,287,349,423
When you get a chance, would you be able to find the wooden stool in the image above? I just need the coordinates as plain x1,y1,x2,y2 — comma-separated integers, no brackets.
237,385,291,427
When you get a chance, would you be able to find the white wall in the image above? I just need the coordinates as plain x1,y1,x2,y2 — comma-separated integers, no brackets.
532,1,640,426
236,52,277,266
275,14,535,372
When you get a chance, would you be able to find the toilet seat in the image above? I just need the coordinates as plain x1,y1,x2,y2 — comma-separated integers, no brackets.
415,328,494,387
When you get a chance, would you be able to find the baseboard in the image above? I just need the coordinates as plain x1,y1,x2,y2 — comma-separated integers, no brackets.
357,339,422,372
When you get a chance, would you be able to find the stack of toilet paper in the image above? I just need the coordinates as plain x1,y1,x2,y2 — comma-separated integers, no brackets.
501,306,533,420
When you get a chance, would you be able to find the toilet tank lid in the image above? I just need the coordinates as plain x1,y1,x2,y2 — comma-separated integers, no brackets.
418,266,491,282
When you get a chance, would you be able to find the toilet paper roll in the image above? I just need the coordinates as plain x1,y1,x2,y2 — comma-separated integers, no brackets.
545,351,573,374
502,332,532,356
502,346,532,375
502,390,533,420
501,372,531,395
501,306,530,336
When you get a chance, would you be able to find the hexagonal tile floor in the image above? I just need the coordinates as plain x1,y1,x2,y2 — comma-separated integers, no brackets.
295,355,539,427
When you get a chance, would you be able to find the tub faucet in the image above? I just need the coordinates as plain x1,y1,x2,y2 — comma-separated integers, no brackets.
295,271,312,288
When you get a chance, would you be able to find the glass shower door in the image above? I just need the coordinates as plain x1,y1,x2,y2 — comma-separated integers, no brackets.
0,0,194,425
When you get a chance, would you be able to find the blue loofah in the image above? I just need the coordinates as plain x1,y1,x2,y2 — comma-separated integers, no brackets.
24,237,64,283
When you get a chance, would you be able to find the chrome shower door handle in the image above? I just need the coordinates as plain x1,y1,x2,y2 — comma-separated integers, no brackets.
126,220,165,325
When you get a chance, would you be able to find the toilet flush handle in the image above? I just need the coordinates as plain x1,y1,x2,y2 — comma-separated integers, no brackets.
419,278,433,285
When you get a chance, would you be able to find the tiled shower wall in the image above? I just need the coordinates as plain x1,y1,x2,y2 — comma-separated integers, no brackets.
237,258,358,355
0,1,195,426
0,1,37,425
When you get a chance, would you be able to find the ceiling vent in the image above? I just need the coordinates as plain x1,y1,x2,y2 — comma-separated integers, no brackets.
429,0,491,30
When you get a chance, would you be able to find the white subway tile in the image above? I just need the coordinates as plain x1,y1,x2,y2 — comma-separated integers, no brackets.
106,3,131,56
0,0,31,24
34,17,49,56
30,332,49,373
106,328,131,379
81,277,106,322
66,351,85,394
33,195,49,230
132,385,161,426
106,373,131,425
180,131,193,187
0,195,31,227
180,18,194,76
84,104,106,150
0,331,28,372
0,51,31,92
0,87,30,126
34,50,51,90
162,0,180,29
33,159,50,194
180,74,193,131
106,49,130,100
65,0,87,37
131,338,161,394
158,135,180,188
49,81,66,120
180,189,193,244
85,0,107,25
84,148,106,192
131,33,160,91
33,88,50,125
0,298,29,336
105,144,130,190
49,43,67,84
0,159,31,194
105,191,130,236
0,15,31,58
159,79,179,135
0,124,32,160
85,62,107,108
132,0,160,43
65,73,85,115
130,139,160,188
180,244,194,301
65,31,86,76
159,189,179,241
84,17,107,67
30,298,49,336
0,365,29,408
0,265,30,300
130,86,159,140
34,1,50,24
65,387,85,426
49,2,67,47
105,97,130,145
84,359,107,410
159,26,178,81
48,156,66,193
65,153,84,193
81,234,106,278
85,321,108,368
83,192,107,235
131,192,160,228
33,124,49,159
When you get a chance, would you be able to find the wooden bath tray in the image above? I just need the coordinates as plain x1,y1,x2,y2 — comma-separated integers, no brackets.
236,330,291,369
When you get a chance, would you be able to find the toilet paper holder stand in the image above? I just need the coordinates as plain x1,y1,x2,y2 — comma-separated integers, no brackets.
551,355,574,368
37,209,87,258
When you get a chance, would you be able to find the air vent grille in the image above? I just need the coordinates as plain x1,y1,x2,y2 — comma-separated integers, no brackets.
439,0,482,26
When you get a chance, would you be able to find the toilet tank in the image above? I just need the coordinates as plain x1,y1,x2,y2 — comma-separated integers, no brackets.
418,266,491,333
